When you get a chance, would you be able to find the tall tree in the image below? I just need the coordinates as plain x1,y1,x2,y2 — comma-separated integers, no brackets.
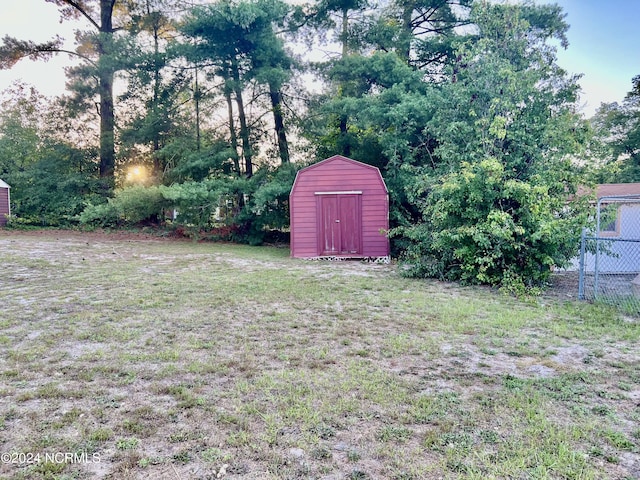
394,1,590,292
248,4,294,164
367,0,472,69
316,0,369,57
181,0,254,177
590,75,640,182
0,0,130,187
0,85,43,179
309,0,372,157
180,0,295,175
306,0,470,161
119,0,192,178
0,85,102,224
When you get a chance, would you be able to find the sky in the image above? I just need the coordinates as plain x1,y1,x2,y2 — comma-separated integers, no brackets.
0,0,638,118
551,0,638,116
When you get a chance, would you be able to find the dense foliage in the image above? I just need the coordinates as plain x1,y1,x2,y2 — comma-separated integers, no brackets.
392,2,591,292
589,75,640,182
0,0,630,291
78,162,298,244
0,86,104,226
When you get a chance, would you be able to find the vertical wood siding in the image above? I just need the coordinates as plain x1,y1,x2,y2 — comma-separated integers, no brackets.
0,187,9,226
290,155,389,258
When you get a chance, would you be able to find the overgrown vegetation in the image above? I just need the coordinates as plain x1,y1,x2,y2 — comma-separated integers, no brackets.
0,0,637,291
77,162,298,244
0,232,638,479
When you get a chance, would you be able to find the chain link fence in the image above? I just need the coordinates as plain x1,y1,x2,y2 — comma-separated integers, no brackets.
577,195,640,315
578,233,640,315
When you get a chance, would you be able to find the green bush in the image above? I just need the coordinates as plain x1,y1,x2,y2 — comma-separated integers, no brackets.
395,158,588,294
78,202,121,228
389,2,592,294
77,164,298,243
116,185,166,224
5,148,104,227
79,185,167,228
239,163,299,244
159,178,246,237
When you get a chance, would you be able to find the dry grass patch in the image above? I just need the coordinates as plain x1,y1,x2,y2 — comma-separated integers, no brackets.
0,230,638,479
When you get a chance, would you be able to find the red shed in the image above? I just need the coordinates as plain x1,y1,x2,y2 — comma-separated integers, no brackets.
290,155,389,260
0,179,10,227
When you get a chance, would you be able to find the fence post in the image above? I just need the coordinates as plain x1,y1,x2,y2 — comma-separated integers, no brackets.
578,228,586,300
594,235,600,301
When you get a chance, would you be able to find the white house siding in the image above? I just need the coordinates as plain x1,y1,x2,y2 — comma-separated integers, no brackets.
583,204,640,274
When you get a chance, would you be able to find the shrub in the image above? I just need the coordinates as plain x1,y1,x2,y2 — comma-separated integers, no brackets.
78,164,299,244
79,185,167,228
394,158,589,294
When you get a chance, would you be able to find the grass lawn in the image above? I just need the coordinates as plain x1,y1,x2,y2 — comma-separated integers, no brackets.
0,230,638,479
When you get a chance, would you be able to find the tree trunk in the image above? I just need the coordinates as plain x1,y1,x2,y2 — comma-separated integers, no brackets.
98,0,116,184
400,0,414,65
338,6,351,157
339,115,350,157
224,82,241,175
341,8,349,57
232,62,253,178
269,85,289,163
149,4,163,174
194,67,201,152
98,70,115,180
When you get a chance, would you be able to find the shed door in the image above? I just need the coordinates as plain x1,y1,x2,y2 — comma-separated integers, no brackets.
319,194,361,255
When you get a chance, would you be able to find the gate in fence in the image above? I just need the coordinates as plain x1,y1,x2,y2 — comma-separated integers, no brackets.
578,194,640,315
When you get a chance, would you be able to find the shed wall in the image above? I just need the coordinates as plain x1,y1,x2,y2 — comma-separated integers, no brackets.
290,156,389,258
0,187,9,227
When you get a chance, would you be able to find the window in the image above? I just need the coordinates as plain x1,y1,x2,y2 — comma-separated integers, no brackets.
599,205,620,237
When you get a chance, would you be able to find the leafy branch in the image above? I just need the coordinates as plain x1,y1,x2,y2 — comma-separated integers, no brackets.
0,35,98,70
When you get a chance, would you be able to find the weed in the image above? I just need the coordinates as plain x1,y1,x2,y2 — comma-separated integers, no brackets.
0,232,638,479
346,449,361,462
310,446,332,460
617,381,633,391
89,428,114,442
603,430,636,451
116,438,140,450
308,423,336,440
592,405,615,416
169,430,202,443
172,449,191,464
347,470,370,479
201,447,232,463
30,461,66,476
378,425,413,443
479,429,500,444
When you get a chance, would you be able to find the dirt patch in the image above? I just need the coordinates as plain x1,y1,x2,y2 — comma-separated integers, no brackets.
544,271,581,300
0,230,638,479
0,229,594,296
